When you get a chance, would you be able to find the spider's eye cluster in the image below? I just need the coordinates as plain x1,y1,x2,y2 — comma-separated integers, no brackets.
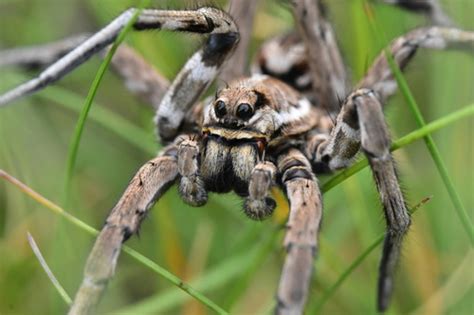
236,103,253,120
214,100,227,118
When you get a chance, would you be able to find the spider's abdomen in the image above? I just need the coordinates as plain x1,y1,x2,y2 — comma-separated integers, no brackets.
200,137,257,196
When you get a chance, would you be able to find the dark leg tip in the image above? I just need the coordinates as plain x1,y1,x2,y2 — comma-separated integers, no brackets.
243,197,276,220
179,177,208,207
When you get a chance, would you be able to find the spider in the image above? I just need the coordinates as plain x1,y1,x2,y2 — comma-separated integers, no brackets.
0,0,472,314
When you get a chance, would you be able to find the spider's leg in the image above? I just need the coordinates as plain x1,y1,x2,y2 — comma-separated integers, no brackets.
276,148,322,315
290,0,348,110
357,27,474,103
0,37,170,110
244,161,277,220
1,35,170,109
176,134,207,206
103,44,170,110
0,34,90,68
69,144,178,314
220,0,259,81
0,8,239,122
314,89,410,311
381,0,453,26
155,9,238,142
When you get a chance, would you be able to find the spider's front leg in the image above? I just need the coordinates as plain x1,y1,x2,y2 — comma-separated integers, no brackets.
276,148,322,315
314,89,410,311
69,144,179,315
0,7,239,128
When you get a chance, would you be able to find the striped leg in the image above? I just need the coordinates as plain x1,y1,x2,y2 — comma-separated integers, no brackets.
314,89,410,311
357,27,474,103
244,161,277,220
276,149,322,315
381,0,453,26
0,35,170,109
0,8,239,144
0,36,170,110
102,44,169,110
0,34,90,68
290,0,348,110
219,0,260,81
69,145,178,314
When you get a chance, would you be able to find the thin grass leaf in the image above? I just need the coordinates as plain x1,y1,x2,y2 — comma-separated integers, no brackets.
322,103,474,192
309,196,433,314
362,1,474,245
0,170,228,315
27,232,72,305
64,0,151,203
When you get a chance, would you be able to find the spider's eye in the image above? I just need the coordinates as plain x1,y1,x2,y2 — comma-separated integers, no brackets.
236,103,253,120
214,100,227,118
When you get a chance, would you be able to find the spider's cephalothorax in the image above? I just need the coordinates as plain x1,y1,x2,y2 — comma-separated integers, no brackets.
0,0,472,314
193,75,327,219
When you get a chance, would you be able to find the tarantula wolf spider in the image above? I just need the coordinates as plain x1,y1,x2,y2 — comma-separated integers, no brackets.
0,0,472,314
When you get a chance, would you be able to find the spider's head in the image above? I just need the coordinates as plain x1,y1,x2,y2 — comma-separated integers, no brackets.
201,75,282,145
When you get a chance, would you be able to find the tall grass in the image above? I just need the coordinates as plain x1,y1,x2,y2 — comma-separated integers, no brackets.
0,0,472,314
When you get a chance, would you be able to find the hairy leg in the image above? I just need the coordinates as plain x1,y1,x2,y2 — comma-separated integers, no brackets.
0,36,170,110
69,144,178,314
357,27,474,103
313,89,410,311
290,0,348,111
0,34,90,68
219,0,260,81
0,7,239,145
381,0,453,26
276,148,322,315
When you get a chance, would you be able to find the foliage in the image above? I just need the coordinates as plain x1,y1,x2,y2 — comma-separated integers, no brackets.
0,0,472,314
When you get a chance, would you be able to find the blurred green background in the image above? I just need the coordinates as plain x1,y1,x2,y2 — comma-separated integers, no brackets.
0,0,473,314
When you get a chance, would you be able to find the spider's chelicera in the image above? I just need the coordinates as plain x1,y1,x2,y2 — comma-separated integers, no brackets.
0,1,472,314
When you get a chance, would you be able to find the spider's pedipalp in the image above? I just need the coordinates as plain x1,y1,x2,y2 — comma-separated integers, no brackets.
244,161,277,220
276,149,322,315
69,145,179,314
177,134,208,207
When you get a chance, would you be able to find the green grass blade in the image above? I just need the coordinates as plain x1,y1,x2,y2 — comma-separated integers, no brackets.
27,232,73,305
0,170,228,315
64,0,150,203
363,1,474,244
322,103,474,192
